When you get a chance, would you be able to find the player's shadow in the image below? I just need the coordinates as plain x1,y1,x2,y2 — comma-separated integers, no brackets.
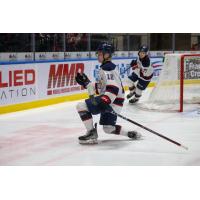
97,138,143,150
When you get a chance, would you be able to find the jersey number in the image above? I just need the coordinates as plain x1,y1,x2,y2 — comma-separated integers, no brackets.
107,74,114,80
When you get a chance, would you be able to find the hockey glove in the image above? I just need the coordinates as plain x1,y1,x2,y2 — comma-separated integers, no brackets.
130,59,138,70
96,95,113,113
75,72,90,88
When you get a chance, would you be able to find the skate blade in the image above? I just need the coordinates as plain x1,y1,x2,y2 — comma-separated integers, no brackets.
130,135,143,140
129,100,139,104
128,132,143,140
79,139,98,145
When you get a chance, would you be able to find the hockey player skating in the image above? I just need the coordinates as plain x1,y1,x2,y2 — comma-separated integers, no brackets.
127,45,153,104
75,42,141,144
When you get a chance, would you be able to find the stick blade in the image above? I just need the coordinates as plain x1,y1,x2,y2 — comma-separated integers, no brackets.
181,144,189,150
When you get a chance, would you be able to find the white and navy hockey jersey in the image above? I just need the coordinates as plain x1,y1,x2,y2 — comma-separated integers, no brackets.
133,55,153,81
95,61,125,113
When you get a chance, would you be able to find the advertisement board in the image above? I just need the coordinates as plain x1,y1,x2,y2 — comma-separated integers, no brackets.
0,57,164,107
184,56,200,79
0,64,37,105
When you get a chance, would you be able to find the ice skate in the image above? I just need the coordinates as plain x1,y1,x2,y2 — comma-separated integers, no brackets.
79,123,98,144
129,97,139,104
127,86,136,99
128,131,142,140
126,92,135,99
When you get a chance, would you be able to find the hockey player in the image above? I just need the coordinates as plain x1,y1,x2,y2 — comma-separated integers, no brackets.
127,45,153,104
75,42,141,144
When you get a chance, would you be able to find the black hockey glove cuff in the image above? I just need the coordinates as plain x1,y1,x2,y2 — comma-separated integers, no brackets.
75,72,90,88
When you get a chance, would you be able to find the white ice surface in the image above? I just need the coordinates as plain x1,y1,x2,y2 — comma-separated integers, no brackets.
0,89,200,166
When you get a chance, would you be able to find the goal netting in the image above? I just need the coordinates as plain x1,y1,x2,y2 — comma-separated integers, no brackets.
139,53,200,112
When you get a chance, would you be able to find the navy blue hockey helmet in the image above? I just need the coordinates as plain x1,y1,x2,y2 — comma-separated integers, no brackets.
138,45,149,53
96,42,114,56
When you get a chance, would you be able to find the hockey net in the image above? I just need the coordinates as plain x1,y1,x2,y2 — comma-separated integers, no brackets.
139,53,200,112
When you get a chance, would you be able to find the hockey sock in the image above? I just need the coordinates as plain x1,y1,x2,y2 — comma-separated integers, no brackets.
78,110,94,131
103,125,130,137
76,102,94,131
115,125,130,136
129,85,136,94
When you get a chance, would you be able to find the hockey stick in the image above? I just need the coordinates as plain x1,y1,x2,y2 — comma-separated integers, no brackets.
120,65,132,76
111,111,188,150
88,91,188,150
119,58,139,76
